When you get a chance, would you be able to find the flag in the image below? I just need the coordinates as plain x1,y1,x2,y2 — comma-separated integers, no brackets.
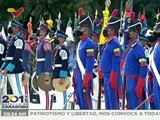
99,7,110,45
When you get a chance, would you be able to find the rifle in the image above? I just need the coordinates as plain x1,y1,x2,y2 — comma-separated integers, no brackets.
71,68,76,109
119,0,123,44
134,93,153,110
55,12,61,30
74,12,78,30
122,74,126,109
97,51,103,109
97,77,103,109
93,10,98,31
125,0,133,11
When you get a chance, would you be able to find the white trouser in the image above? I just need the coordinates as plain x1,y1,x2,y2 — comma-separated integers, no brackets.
66,91,74,109
92,73,99,109
7,73,25,95
64,71,76,109
38,88,70,110
0,75,7,107
52,90,67,109
33,88,67,109
0,75,7,95
38,88,55,109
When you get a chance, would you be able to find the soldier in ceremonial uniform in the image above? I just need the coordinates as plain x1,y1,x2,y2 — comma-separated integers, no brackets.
0,24,7,68
66,40,76,72
52,30,70,79
52,30,70,109
0,20,25,95
139,35,150,63
75,15,95,109
65,25,76,73
150,21,160,109
35,24,53,109
147,34,156,109
20,27,31,95
100,13,122,109
0,24,7,95
124,18,148,109
91,31,100,60
90,30,105,109
139,14,148,36
65,25,76,109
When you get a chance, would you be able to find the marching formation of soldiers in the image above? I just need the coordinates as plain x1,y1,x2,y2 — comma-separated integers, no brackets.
0,2,160,110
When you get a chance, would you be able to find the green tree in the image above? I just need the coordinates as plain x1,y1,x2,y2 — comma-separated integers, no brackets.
0,0,159,31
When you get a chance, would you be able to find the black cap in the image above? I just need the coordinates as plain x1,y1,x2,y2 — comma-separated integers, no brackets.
40,24,50,32
91,30,100,37
148,35,156,43
148,32,160,43
107,16,122,31
54,30,68,39
139,34,149,42
79,15,93,29
128,19,142,34
11,20,23,29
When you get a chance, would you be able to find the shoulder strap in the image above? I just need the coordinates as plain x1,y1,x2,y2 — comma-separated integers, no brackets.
151,42,160,87
76,41,85,79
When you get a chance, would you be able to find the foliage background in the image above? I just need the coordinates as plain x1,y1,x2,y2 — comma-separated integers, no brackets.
0,0,160,32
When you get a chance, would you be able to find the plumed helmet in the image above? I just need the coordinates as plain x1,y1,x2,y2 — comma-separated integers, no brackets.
79,15,93,30
107,9,122,32
128,12,142,34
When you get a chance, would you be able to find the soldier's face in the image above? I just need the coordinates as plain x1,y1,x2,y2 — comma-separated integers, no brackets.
40,29,48,37
12,26,20,35
67,41,72,46
128,31,139,40
140,41,148,47
79,27,85,34
107,28,114,37
91,35,99,43
57,37,65,45
79,27,89,39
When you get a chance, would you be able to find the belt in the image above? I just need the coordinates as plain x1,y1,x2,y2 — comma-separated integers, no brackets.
37,58,45,62
94,63,98,67
5,57,23,62
126,75,139,79
54,64,62,67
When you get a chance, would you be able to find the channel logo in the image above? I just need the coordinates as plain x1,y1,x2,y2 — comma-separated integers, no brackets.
1,95,28,109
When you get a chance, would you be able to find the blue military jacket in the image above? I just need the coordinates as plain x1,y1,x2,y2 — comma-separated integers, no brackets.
0,36,7,67
100,37,122,73
35,38,53,75
1,33,25,73
124,39,148,78
76,37,95,79
52,45,70,79
22,41,32,74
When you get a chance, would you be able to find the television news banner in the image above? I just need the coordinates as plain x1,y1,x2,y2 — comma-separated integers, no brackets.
0,94,160,118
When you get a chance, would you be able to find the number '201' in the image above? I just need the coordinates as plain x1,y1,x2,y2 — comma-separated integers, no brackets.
2,95,24,103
